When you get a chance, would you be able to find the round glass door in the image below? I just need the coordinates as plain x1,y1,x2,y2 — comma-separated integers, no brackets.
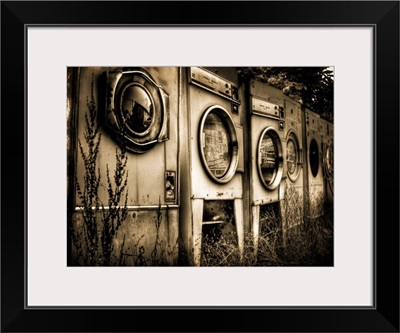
324,143,334,179
120,84,155,137
309,138,319,177
199,106,239,183
257,127,283,190
287,131,301,182
105,69,169,154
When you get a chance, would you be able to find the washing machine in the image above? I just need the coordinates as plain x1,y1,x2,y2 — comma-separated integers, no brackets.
248,80,287,254
319,117,334,209
179,67,245,266
68,67,180,265
303,108,325,219
280,97,305,233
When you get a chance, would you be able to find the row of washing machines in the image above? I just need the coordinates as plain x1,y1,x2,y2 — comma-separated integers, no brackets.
67,66,334,266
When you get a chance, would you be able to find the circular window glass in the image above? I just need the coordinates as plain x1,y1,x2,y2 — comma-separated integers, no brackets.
106,69,169,154
120,84,155,136
199,107,238,183
325,143,334,178
287,133,300,182
309,138,319,177
257,128,283,190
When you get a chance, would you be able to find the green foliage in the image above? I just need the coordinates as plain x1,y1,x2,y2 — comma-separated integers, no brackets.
237,67,334,122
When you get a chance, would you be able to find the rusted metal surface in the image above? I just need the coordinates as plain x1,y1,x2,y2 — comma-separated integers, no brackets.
70,67,180,266
281,97,305,232
68,66,333,266
304,109,325,219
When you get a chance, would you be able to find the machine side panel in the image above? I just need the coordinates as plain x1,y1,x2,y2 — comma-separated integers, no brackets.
281,98,304,229
178,67,195,259
239,81,251,234
146,67,179,176
319,118,334,208
304,109,324,218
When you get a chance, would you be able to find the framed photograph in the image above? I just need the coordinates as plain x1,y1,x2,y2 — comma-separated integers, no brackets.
2,1,399,332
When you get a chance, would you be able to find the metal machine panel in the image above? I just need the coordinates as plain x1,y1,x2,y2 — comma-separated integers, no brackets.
250,79,286,106
307,111,320,131
183,67,245,266
319,118,334,208
146,67,179,173
250,116,284,205
70,66,180,266
202,67,240,86
248,83,287,205
251,96,282,118
280,97,304,232
188,84,243,199
248,81,288,257
304,109,325,219
235,124,245,173
286,98,302,124
328,123,334,139
285,98,303,175
189,67,240,105
75,67,179,207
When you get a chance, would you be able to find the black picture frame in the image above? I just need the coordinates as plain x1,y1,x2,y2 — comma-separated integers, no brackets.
1,1,399,332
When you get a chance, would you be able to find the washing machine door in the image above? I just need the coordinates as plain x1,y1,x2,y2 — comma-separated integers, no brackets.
309,138,320,177
286,131,302,182
104,69,169,153
257,127,284,190
199,106,239,183
323,142,334,180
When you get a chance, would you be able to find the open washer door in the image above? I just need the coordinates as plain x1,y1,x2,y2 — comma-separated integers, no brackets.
103,69,169,153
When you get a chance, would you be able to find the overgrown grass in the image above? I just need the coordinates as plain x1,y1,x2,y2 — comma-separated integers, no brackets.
198,183,334,267
198,209,333,267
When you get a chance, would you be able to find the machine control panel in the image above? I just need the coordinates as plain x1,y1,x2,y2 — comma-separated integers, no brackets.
189,67,240,105
252,97,283,119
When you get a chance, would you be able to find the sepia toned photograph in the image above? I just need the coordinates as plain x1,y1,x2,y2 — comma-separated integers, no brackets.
2,0,396,330
67,66,334,267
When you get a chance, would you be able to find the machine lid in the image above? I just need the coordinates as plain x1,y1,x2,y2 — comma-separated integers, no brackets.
199,106,239,183
257,127,284,190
